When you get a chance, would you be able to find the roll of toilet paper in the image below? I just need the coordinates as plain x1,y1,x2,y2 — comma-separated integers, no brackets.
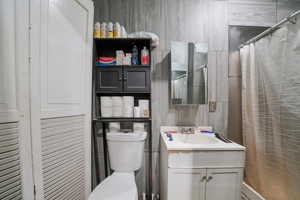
123,96,134,103
112,96,123,117
112,96,123,105
101,96,112,117
123,96,134,117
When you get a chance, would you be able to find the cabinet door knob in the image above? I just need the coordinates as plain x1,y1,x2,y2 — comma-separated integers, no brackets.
201,176,207,182
207,176,213,181
123,73,127,81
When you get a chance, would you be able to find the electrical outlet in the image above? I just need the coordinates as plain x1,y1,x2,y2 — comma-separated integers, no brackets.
209,101,217,112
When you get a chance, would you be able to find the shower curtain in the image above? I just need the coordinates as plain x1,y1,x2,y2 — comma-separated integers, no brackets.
240,18,300,200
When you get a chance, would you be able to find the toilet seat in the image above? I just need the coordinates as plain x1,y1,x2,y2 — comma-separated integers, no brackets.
89,172,138,200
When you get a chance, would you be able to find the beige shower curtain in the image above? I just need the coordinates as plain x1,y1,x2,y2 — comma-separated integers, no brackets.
240,18,300,200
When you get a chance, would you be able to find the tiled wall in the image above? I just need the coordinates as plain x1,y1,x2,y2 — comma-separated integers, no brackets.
93,0,300,195
94,0,229,152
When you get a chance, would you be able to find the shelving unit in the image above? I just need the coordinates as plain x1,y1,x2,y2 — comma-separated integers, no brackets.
92,38,153,199
95,64,151,67
95,117,151,122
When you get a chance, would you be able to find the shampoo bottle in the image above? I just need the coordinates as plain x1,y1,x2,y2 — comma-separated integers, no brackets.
107,22,113,38
113,22,121,38
100,22,107,38
94,22,101,38
132,45,139,65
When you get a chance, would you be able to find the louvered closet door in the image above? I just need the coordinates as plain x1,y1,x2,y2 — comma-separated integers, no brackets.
30,0,94,199
0,123,22,200
41,116,86,200
0,0,34,200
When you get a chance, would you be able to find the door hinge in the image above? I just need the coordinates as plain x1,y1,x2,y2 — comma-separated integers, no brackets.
33,185,36,196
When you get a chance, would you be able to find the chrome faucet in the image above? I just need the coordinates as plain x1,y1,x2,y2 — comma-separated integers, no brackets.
181,127,195,134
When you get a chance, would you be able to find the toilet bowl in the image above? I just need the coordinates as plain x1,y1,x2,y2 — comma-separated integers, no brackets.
88,172,138,200
89,132,147,200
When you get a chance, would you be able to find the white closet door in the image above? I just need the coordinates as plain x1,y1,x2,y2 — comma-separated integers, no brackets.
30,0,94,199
0,0,34,200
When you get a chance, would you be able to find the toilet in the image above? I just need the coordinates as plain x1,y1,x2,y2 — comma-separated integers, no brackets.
89,131,147,200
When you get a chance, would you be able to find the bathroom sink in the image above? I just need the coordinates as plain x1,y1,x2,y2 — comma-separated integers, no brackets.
160,126,246,168
172,134,221,145
160,127,245,151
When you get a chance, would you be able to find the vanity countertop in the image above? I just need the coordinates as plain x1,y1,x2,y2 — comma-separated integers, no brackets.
161,131,245,151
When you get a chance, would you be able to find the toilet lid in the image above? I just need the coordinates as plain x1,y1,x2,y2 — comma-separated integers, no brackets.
89,172,137,200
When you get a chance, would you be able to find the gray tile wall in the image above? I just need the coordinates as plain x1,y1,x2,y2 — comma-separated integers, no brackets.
94,0,230,151
94,0,229,195
93,0,300,195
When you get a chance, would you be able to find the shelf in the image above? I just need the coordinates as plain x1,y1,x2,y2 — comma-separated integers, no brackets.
94,38,151,47
95,64,150,68
94,38,151,41
94,117,151,122
95,91,151,95
92,35,153,199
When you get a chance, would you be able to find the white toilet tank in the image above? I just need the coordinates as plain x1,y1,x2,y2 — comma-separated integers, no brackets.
107,132,147,172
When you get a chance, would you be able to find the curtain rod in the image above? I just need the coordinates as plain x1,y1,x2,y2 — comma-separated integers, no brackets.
239,10,300,49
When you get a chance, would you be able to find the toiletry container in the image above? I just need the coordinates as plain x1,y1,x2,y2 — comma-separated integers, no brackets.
121,26,127,38
116,50,124,65
114,22,121,38
141,46,149,65
134,107,140,118
107,22,114,38
138,100,149,118
88,132,147,200
100,22,107,38
94,22,101,38
132,45,139,65
124,53,132,65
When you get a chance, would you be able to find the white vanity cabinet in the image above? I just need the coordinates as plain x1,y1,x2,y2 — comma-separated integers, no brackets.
166,168,243,200
160,135,245,200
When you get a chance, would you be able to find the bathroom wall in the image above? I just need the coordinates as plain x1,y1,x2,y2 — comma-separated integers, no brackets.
94,0,229,194
94,0,228,151
93,0,300,195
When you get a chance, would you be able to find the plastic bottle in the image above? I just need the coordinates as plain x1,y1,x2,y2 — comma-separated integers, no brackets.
113,22,121,38
141,46,149,65
107,22,114,38
100,22,107,38
132,45,139,65
94,22,101,38
121,26,127,38
124,53,132,65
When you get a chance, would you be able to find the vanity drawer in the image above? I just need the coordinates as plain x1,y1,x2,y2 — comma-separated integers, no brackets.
167,150,245,168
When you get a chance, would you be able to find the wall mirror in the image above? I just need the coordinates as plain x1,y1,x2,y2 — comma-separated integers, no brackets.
171,41,208,105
